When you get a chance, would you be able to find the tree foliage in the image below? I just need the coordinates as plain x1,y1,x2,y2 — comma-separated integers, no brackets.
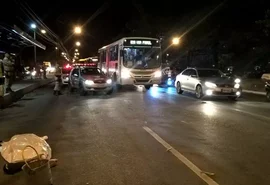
256,9,270,37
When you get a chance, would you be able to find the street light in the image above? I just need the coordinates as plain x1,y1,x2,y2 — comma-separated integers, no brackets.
55,47,58,50
74,26,82,34
75,49,78,52
172,37,180,45
75,41,81,46
31,23,37,29
41,29,46,34
30,23,37,65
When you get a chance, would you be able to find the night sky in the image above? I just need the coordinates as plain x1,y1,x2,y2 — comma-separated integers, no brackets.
1,0,270,60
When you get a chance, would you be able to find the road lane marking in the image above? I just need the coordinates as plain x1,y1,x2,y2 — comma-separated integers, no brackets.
232,108,270,122
143,126,220,185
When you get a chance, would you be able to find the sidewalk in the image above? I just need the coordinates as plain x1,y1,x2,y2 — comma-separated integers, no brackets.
0,78,54,108
241,78,265,96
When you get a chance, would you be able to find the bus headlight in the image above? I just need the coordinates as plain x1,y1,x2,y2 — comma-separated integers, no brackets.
85,80,94,85
154,70,162,78
122,69,130,79
106,79,112,84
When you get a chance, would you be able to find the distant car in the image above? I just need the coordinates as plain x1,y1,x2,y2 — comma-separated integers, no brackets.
174,68,242,100
69,67,113,96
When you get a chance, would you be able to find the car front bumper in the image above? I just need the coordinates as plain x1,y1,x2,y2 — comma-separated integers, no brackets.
203,87,241,97
83,83,112,92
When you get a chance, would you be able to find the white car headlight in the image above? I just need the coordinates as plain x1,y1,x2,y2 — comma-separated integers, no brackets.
234,83,240,89
154,70,162,78
85,80,94,85
122,69,130,79
205,82,217,88
106,79,112,84
31,71,36,76
234,78,241,83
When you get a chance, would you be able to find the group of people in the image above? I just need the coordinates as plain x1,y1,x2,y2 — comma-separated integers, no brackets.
0,53,15,94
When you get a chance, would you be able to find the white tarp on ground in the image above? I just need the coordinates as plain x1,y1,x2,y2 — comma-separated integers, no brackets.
1,134,51,164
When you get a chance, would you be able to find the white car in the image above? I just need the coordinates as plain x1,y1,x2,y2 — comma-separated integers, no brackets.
175,68,242,100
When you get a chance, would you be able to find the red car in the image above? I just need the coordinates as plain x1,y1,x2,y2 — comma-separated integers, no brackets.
69,66,113,96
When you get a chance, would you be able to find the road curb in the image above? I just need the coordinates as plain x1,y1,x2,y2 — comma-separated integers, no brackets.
242,89,265,96
0,79,54,109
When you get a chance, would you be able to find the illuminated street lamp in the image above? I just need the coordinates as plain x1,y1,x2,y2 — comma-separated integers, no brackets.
30,23,37,29
74,26,82,34
30,23,37,65
172,37,180,45
75,41,81,46
41,29,46,34
55,47,58,50
75,49,78,52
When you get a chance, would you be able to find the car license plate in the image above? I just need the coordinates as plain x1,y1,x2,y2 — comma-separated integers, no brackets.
222,88,232,93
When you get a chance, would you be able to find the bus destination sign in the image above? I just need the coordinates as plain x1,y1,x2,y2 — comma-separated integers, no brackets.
124,39,160,47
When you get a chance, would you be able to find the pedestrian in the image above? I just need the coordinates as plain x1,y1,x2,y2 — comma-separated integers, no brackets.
0,58,5,97
54,63,62,95
42,63,47,79
2,53,15,93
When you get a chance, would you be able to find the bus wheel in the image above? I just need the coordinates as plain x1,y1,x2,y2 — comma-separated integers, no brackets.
144,85,151,90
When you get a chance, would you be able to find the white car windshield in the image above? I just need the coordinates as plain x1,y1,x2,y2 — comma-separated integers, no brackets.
81,68,101,75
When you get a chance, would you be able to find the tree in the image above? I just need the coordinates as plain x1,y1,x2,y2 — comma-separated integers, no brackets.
256,9,270,37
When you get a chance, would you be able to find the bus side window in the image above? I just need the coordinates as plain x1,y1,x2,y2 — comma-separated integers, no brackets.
109,45,118,61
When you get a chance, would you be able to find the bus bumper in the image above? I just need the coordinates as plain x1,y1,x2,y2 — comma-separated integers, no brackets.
121,78,161,85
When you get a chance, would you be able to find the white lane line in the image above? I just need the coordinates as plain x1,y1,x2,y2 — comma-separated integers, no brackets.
143,126,220,185
242,90,265,96
232,108,270,122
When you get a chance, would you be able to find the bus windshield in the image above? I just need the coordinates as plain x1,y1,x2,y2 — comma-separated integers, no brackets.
123,47,161,69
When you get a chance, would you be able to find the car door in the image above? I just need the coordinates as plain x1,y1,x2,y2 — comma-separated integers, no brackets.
70,68,79,88
186,69,199,91
179,69,191,90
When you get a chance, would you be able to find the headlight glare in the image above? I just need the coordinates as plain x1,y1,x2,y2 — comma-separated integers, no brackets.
106,79,112,84
205,81,217,88
154,71,162,78
85,80,94,85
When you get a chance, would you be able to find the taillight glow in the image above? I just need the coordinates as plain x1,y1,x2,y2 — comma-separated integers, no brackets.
65,64,71,69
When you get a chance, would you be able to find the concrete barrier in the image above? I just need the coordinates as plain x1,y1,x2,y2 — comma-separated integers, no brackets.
0,79,53,109
241,78,265,92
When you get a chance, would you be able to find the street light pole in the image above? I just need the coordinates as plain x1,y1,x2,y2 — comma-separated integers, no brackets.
34,31,36,65
31,23,37,65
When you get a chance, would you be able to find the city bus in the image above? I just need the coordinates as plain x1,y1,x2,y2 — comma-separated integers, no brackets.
98,37,162,89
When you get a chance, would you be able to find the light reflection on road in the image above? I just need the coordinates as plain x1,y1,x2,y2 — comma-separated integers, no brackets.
202,102,217,116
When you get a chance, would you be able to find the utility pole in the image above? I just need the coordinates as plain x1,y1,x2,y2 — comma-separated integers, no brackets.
34,30,36,65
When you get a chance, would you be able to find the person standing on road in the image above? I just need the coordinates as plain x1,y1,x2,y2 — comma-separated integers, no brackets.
54,63,62,95
2,53,15,93
42,63,47,79
0,58,5,96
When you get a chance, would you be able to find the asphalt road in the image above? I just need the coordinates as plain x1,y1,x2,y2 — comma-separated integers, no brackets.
0,84,270,185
